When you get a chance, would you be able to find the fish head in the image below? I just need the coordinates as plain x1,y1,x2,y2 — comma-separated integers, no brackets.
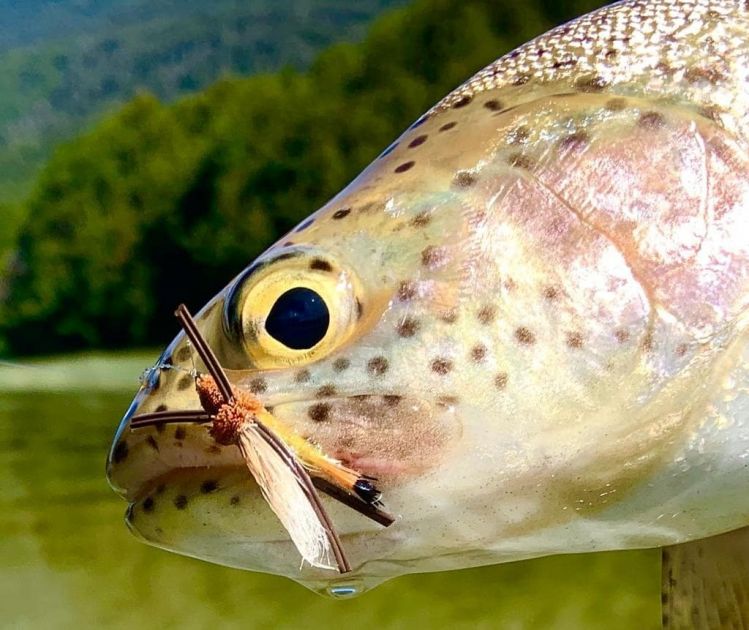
108,0,749,595
105,171,482,594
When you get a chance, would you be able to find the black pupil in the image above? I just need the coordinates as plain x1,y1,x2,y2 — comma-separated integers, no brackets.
265,287,330,350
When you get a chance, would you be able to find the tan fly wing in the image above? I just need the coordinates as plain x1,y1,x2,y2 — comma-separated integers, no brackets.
237,423,337,571
662,527,749,629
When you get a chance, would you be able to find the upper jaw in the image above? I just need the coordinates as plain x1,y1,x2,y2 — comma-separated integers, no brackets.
107,392,450,500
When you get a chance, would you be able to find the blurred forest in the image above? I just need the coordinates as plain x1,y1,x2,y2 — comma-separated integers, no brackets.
0,0,604,356
0,0,406,201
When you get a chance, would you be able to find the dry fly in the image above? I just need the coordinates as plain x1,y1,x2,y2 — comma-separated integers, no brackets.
129,304,394,573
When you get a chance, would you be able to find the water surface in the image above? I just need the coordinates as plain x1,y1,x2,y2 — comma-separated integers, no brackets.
0,355,660,628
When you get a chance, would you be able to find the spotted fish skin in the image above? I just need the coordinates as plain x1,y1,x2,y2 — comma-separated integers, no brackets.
108,0,749,596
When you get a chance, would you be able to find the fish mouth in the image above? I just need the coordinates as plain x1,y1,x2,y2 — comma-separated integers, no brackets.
123,462,403,579
108,384,462,580
107,392,460,505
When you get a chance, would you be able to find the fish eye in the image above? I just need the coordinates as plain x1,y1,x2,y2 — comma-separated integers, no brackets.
224,250,361,367
265,287,330,350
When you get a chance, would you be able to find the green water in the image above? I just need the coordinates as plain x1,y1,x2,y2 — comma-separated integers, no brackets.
0,354,660,629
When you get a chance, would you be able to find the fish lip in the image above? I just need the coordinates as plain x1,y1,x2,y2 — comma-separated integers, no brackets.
110,392,442,502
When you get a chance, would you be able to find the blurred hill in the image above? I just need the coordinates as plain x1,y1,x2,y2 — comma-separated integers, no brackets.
0,0,407,201
0,0,605,356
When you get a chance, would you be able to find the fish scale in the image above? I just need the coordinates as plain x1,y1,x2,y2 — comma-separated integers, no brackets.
438,0,749,139
108,0,749,622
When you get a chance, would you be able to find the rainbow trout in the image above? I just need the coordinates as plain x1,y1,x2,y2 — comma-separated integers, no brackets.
108,1,749,625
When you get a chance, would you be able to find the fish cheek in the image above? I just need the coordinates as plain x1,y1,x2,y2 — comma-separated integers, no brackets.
275,397,461,482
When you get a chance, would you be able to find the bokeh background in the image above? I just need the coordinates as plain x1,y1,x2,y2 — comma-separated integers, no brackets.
0,1,661,627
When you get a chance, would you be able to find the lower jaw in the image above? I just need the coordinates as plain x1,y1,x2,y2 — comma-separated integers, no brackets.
124,466,401,581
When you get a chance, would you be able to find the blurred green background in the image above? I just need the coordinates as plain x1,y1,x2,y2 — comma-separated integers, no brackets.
0,357,659,629
0,0,662,627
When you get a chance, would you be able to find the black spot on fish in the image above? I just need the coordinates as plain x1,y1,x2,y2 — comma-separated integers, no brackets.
146,436,159,452
684,65,725,85
440,309,458,324
310,258,333,272
604,97,627,112
551,58,577,69
273,252,298,263
515,327,536,345
308,403,331,422
112,441,128,463
174,426,187,440
471,345,487,362
508,152,534,169
201,480,219,494
295,369,311,384
452,171,476,188
394,161,415,173
544,286,560,300
638,111,665,129
174,495,188,510
566,331,584,348
316,384,337,398
248,377,267,394
575,74,608,92
143,497,155,513
397,317,420,338
230,495,240,506
178,374,193,391
176,346,192,362
558,131,590,153
484,99,503,111
408,135,428,148
477,305,497,324
397,281,418,301
333,357,350,372
452,94,473,108
411,211,431,227
439,121,457,132
367,356,389,376
431,358,453,375
495,372,508,389
507,125,530,145
421,245,446,268
332,208,351,219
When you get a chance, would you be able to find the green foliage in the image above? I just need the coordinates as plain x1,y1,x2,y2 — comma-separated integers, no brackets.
1,0,606,355
0,0,407,203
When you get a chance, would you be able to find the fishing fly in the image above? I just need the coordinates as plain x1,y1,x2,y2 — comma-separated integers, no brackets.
129,304,394,573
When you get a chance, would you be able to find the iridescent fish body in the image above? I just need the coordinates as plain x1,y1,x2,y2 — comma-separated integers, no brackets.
108,0,749,623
